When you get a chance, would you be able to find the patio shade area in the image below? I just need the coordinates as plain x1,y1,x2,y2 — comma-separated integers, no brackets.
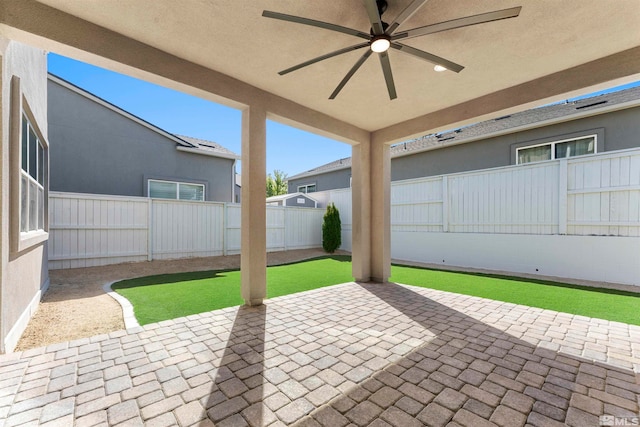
1,282,638,426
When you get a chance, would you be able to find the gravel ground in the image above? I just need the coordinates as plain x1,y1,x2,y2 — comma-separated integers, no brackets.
16,248,340,351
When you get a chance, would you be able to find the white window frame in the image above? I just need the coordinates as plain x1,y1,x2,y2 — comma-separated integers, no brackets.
10,76,49,253
516,134,598,165
297,183,317,194
147,179,206,201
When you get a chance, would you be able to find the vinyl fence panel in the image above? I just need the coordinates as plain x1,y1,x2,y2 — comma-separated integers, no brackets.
151,200,224,260
567,149,640,236
49,195,324,268
49,192,149,269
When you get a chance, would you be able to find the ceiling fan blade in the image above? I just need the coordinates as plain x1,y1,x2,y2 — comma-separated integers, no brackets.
391,42,464,73
379,52,397,100
279,42,370,75
386,0,430,35
392,7,522,41
262,10,370,40
330,50,373,99
363,0,385,35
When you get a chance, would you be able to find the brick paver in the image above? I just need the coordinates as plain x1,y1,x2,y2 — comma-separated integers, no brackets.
0,281,639,425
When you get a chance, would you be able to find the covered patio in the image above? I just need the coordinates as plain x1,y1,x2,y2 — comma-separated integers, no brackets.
1,0,640,425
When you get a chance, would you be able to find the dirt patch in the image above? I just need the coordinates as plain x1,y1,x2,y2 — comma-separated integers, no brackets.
16,248,343,351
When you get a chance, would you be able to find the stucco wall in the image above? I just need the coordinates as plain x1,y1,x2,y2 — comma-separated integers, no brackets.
284,195,316,208
48,79,235,202
392,107,640,181
0,40,49,353
288,167,351,194
292,105,640,190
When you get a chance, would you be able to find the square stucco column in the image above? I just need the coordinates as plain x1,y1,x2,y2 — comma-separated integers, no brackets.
351,140,391,282
241,106,266,306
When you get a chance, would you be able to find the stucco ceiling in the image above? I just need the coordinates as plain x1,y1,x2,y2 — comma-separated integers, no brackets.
30,0,640,133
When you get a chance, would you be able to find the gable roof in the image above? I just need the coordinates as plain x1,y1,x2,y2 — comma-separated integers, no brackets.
48,73,239,160
289,85,640,181
266,192,318,203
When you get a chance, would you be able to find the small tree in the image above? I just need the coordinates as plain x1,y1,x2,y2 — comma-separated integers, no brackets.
322,203,342,253
266,169,288,197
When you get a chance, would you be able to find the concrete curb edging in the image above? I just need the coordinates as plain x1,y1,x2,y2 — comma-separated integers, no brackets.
103,281,141,330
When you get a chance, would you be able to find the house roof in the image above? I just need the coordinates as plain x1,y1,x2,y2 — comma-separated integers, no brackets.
266,192,318,203
176,135,240,159
48,73,239,160
288,85,640,181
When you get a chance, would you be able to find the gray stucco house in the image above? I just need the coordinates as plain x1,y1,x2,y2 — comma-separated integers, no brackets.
48,74,240,202
289,86,640,193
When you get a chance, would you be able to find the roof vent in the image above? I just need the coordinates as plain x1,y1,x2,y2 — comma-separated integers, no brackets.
576,100,608,110
494,115,511,121
454,129,462,133
438,136,455,142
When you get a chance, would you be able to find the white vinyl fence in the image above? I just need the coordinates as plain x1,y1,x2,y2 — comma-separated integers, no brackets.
49,193,324,269
314,147,640,285
49,148,640,284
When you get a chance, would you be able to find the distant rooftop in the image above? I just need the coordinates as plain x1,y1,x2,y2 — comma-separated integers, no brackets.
289,85,640,181
176,135,239,159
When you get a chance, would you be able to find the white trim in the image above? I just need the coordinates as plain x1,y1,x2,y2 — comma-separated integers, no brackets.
515,134,597,164
103,282,141,330
297,183,317,194
4,278,49,354
176,146,240,160
148,178,205,201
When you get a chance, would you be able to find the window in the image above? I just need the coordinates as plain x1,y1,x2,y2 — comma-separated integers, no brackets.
517,135,596,164
10,77,49,253
20,115,46,234
297,184,316,194
148,179,205,201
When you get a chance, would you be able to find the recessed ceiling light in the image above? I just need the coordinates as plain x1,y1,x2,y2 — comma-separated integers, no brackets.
434,65,447,72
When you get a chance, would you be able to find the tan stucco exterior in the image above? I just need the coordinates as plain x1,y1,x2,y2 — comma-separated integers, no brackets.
0,39,49,353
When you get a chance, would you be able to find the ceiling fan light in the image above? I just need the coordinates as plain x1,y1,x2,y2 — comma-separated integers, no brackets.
434,64,448,72
370,37,391,53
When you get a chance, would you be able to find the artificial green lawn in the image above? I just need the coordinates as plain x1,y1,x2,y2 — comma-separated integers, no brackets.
389,264,640,326
113,256,640,326
113,256,352,325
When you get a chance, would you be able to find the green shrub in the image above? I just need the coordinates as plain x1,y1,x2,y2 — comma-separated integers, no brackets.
322,203,342,253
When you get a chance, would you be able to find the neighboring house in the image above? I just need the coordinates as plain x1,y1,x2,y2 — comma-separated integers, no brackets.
288,86,640,193
0,41,49,353
48,74,240,202
266,192,318,208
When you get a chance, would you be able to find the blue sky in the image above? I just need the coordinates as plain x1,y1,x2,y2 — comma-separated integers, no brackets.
48,53,639,177
47,53,352,177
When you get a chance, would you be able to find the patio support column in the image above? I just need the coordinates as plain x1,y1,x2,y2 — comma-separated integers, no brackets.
370,141,391,282
240,105,267,306
351,142,371,282
351,139,391,282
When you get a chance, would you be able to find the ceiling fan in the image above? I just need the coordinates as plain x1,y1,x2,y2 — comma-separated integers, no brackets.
263,0,521,100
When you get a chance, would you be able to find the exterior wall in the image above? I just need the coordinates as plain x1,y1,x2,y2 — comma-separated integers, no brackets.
294,105,640,190
284,195,316,208
48,79,235,202
0,40,49,353
287,167,351,194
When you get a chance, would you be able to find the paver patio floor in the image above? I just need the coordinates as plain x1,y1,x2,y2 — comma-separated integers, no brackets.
1,281,639,426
